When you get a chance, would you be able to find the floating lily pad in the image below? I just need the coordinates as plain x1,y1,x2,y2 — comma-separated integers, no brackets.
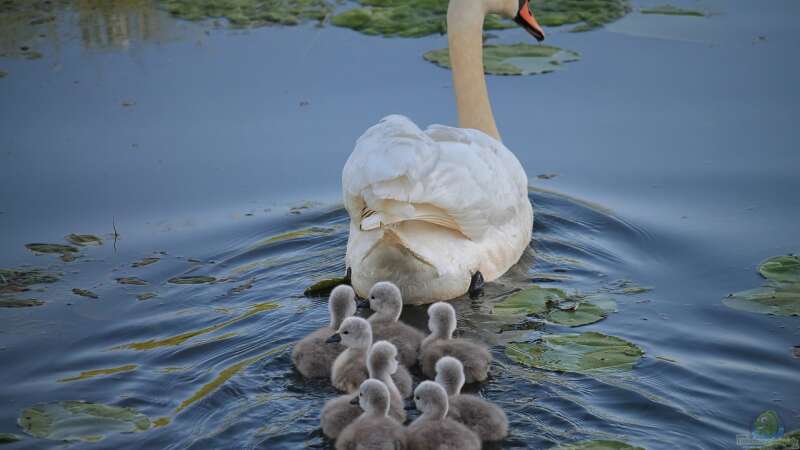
531,0,631,32
506,332,644,373
72,288,98,299
132,257,159,268
304,277,349,297
163,0,332,27
424,44,579,76
65,234,103,246
753,410,784,440
493,286,615,327
25,243,79,261
640,5,704,16
551,440,644,450
0,433,20,444
116,277,148,286
759,255,800,283
168,276,216,285
332,0,512,37
137,292,156,301
723,255,800,317
0,268,59,294
18,401,150,441
0,298,45,308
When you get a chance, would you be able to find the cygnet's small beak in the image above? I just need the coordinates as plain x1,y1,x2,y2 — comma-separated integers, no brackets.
356,298,370,309
349,396,360,405
514,0,545,41
404,402,416,411
325,333,342,344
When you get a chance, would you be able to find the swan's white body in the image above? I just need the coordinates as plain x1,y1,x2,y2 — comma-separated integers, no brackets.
343,115,532,304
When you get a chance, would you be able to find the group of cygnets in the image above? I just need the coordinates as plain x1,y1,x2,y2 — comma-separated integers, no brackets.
292,281,508,449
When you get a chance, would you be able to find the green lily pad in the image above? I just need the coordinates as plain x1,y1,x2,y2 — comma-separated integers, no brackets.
332,0,512,37
163,0,332,27
116,277,148,286
304,277,349,297
640,5,704,16
168,276,216,284
25,243,79,259
72,288,98,299
506,332,644,373
132,257,160,268
18,401,150,441
0,433,21,444
0,268,59,294
493,286,615,327
65,234,103,246
0,298,45,308
758,255,800,283
424,44,579,76
551,440,644,450
723,255,800,317
532,0,631,32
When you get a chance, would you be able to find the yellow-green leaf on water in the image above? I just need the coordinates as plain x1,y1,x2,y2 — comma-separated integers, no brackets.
58,364,137,383
0,298,45,308
304,277,349,297
131,257,160,268
168,276,216,284
117,302,279,351
72,288,98,299
137,292,156,301
18,401,150,441
175,344,287,413
723,284,800,317
25,243,79,259
117,277,148,286
506,332,644,373
65,233,103,246
759,255,800,283
424,43,579,76
551,440,645,450
152,417,171,428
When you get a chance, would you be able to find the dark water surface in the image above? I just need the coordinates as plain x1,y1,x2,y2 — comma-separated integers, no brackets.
1,0,798,449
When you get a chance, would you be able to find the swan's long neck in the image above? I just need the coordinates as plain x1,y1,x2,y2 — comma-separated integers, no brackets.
447,0,500,140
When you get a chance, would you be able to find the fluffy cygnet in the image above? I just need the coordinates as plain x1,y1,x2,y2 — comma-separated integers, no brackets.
359,281,424,368
327,317,411,401
407,381,480,450
368,341,411,422
335,379,407,450
436,356,508,441
419,302,491,383
292,285,356,378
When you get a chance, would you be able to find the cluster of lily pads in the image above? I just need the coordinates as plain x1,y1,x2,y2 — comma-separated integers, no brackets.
723,255,799,317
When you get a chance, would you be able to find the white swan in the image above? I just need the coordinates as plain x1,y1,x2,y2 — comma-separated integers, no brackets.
342,0,545,304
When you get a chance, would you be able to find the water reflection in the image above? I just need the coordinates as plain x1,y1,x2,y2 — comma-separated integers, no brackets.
0,0,184,59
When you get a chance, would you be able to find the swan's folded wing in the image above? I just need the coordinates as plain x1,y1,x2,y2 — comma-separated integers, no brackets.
343,115,529,240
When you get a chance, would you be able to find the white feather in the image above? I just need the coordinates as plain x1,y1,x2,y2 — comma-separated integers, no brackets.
343,115,533,304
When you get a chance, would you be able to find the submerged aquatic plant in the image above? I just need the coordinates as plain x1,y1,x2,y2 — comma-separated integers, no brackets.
65,233,103,246
0,268,59,294
162,0,333,27
424,43,579,76
640,5,704,17
723,255,800,317
18,401,150,441
551,440,645,450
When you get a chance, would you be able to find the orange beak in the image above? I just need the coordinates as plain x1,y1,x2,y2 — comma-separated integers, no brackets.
514,0,545,42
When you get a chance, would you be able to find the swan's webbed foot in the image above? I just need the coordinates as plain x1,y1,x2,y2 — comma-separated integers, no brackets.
468,271,485,299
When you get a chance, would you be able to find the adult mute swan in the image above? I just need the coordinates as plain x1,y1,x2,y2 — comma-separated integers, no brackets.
343,0,545,304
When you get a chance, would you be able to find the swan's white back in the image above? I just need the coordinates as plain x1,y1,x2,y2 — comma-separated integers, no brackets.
343,115,532,303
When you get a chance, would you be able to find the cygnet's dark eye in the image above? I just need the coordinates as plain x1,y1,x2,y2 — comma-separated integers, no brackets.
343,331,349,334
415,396,420,401
370,296,375,300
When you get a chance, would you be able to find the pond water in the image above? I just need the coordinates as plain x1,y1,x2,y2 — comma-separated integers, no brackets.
0,0,798,449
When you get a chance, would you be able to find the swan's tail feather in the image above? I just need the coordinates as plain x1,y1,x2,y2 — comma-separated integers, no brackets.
359,202,465,236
